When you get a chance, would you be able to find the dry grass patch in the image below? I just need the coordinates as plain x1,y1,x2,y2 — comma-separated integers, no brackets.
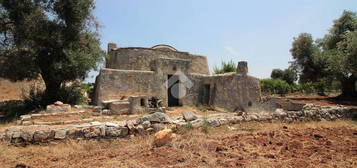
0,120,356,168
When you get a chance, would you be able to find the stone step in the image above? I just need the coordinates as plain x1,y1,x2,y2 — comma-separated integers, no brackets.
109,101,130,115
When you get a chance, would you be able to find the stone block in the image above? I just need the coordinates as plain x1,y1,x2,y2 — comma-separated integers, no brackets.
54,129,67,140
46,103,71,113
20,115,32,121
182,112,198,121
110,101,130,115
105,126,129,137
20,130,34,142
83,126,101,138
33,130,55,142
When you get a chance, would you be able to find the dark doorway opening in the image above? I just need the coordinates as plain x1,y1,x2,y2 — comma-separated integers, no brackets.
168,75,180,106
203,84,211,105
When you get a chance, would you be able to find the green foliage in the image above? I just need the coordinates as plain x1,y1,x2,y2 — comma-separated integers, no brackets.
260,79,291,96
201,120,211,134
271,68,297,85
213,60,237,74
290,10,357,97
0,0,105,105
313,78,331,96
271,69,284,79
0,101,27,123
21,82,90,109
177,122,193,134
289,33,327,83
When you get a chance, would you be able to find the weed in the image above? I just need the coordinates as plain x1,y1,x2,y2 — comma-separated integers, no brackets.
177,122,192,134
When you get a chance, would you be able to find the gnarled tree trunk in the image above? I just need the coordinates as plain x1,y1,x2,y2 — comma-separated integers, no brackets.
339,77,357,98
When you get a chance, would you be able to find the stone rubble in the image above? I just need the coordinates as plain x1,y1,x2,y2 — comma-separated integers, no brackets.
0,104,354,145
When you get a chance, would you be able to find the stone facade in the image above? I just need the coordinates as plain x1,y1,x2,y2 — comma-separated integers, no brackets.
94,43,261,111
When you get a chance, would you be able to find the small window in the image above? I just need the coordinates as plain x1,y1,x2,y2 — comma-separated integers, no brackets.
173,66,177,71
248,101,252,107
140,98,145,107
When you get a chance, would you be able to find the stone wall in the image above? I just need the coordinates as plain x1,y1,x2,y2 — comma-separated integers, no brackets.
106,47,209,75
1,104,354,145
94,43,262,111
93,68,156,105
186,73,261,111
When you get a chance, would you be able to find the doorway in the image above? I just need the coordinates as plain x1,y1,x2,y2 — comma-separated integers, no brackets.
203,84,210,105
168,75,180,106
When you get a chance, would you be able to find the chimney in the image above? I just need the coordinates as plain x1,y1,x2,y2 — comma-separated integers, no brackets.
237,61,248,75
107,42,117,52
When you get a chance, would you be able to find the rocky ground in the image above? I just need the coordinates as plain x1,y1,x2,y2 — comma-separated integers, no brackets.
0,120,356,168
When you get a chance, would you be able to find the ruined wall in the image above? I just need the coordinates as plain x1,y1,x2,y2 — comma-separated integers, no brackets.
93,68,157,105
106,47,209,75
185,73,261,111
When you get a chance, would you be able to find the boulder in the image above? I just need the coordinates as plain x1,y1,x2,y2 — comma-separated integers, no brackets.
182,112,198,121
154,129,175,147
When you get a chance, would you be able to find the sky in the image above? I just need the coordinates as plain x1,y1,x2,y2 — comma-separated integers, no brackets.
86,0,356,82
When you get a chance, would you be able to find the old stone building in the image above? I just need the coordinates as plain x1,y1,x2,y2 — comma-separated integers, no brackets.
93,43,261,113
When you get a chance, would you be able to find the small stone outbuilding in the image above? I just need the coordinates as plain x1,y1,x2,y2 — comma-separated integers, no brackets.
93,43,261,112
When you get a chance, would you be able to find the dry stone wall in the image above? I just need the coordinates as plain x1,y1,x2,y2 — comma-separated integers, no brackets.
0,104,354,145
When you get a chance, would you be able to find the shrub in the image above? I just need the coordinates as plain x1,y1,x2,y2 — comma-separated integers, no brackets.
260,79,291,96
313,78,330,96
177,122,193,134
201,120,211,134
213,60,237,74
271,68,297,85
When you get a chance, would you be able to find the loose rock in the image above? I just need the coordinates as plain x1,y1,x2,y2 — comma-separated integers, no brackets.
182,112,198,121
154,129,175,147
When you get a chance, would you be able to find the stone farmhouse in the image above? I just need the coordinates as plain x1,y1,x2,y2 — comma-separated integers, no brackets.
93,43,261,114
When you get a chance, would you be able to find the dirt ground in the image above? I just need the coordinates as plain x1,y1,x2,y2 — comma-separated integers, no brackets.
0,77,44,101
285,95,357,108
0,120,356,168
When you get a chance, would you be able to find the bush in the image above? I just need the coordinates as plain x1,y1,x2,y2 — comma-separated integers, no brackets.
260,79,291,96
213,60,237,74
271,68,297,85
313,78,330,96
201,120,211,134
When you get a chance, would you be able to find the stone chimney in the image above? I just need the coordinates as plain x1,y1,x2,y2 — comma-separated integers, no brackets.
107,43,117,52
237,61,248,75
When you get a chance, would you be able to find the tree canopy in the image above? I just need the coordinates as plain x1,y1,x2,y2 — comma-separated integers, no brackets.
271,68,297,85
0,0,104,104
290,10,357,97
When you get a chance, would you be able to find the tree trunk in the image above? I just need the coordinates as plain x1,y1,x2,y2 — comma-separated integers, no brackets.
339,77,357,98
43,79,61,106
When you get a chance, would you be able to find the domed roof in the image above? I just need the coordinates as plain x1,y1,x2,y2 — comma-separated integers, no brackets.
151,44,177,51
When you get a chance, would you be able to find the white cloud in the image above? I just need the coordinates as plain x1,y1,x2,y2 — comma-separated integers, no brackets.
223,46,239,57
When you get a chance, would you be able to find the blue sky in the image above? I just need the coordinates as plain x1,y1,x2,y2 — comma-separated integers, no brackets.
86,0,356,82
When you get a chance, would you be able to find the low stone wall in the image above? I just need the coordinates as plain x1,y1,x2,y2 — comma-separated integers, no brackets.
0,104,354,145
19,110,86,125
